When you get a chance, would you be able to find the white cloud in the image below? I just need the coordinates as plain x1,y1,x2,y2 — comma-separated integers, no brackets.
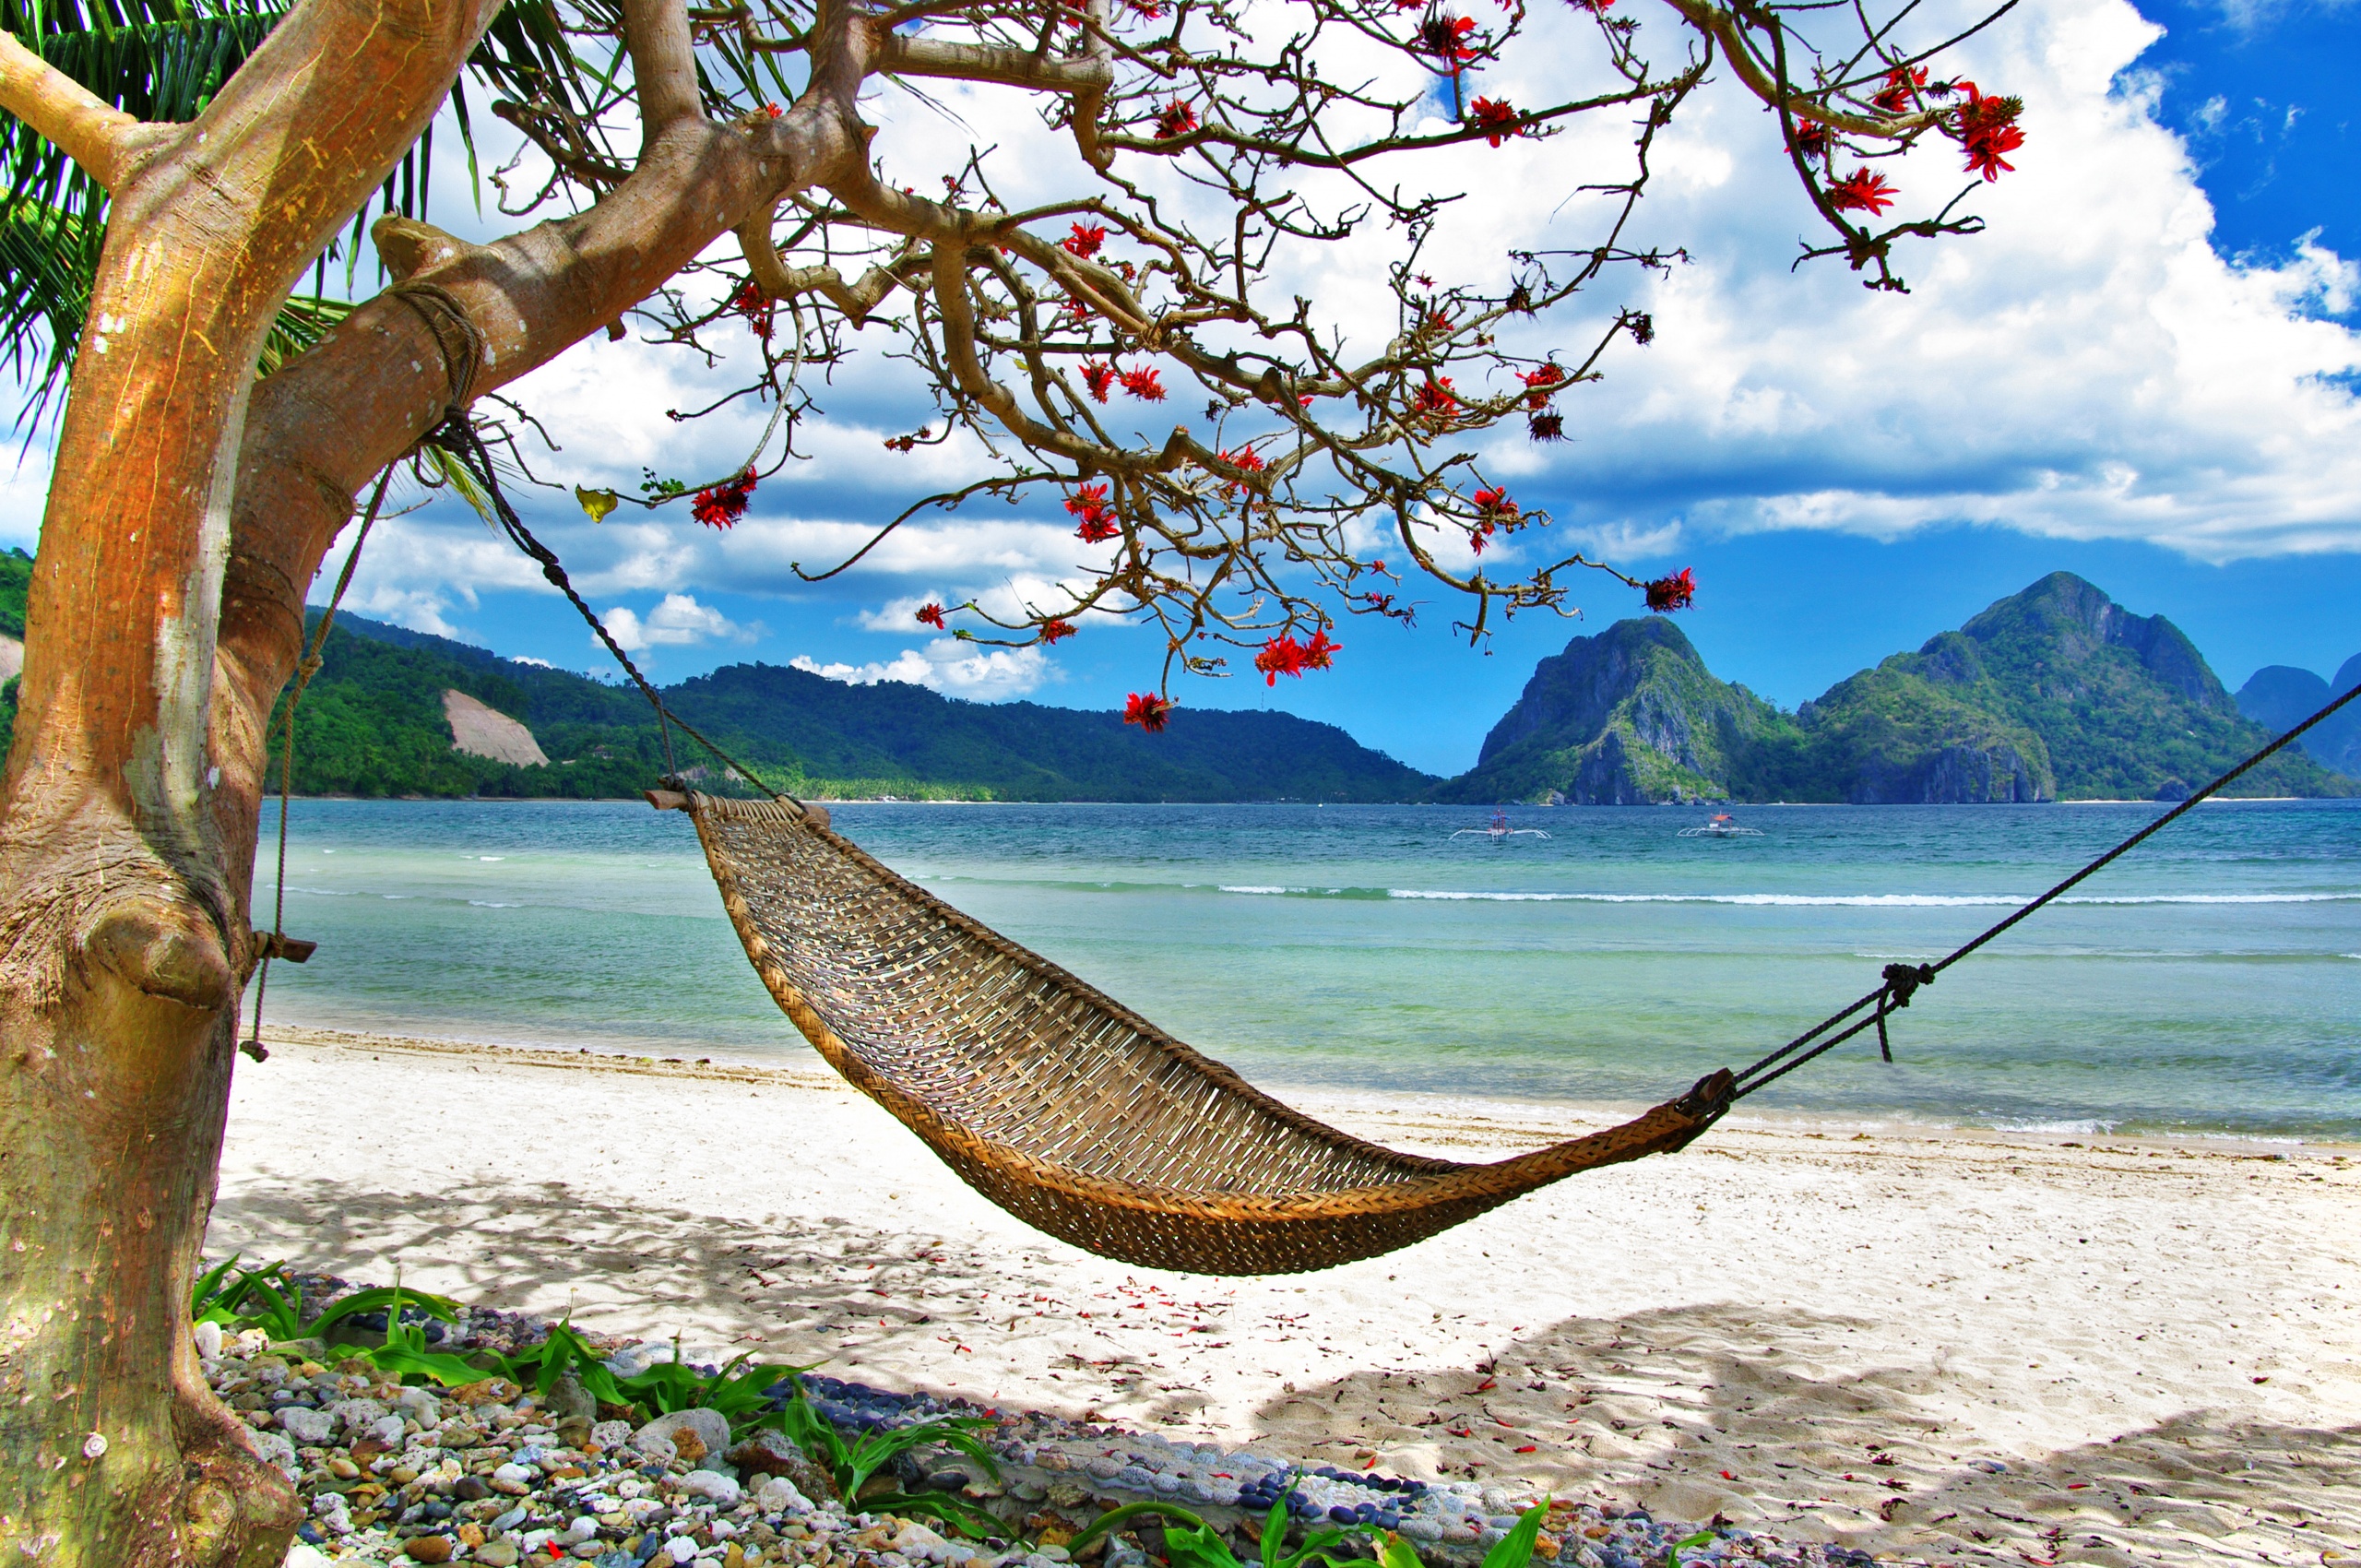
790,638,1057,702
600,593,756,652
1465,0,2361,563
6,0,2357,646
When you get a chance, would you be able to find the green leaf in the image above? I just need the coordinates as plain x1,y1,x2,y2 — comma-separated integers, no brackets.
191,1253,243,1319
366,1344,492,1387
860,1491,1011,1541
1159,1520,1244,1568
1259,1494,1290,1568
1380,1534,1428,1568
306,1284,458,1339
1477,1502,1551,1568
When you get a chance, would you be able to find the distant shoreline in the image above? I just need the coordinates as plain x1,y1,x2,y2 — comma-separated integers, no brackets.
255,1021,2361,1151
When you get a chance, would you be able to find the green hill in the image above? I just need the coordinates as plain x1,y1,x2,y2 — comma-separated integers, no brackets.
1442,574,2354,804
2237,655,2361,778
1432,619,1800,803
0,546,30,744
259,613,1435,802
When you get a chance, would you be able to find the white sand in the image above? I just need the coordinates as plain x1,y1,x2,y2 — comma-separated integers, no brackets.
212,1026,2361,1567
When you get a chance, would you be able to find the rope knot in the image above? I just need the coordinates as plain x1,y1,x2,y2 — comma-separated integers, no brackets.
1870,962,1935,1064
1880,962,1935,1009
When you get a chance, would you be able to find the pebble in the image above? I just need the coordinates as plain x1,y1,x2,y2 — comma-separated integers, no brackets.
198,1268,1928,1568
277,1406,335,1445
679,1469,744,1507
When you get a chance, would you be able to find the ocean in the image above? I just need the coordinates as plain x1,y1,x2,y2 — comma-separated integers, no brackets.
249,798,2361,1140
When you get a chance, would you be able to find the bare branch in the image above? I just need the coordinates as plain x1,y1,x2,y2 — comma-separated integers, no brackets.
0,30,150,189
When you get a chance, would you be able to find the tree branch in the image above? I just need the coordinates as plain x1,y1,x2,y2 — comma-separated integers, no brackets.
0,30,146,189
626,0,705,138
874,31,1109,94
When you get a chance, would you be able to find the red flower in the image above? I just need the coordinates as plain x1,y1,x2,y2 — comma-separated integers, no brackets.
730,280,775,341
1123,692,1176,732
762,101,783,118
1254,627,1343,685
1217,445,1267,497
1828,168,1898,216
692,468,757,529
1062,222,1108,258
1643,567,1696,612
1473,486,1518,521
1468,97,1521,147
1954,85,2025,181
1126,0,1167,15
1411,377,1459,420
1039,618,1077,643
1791,120,1833,160
1529,411,1565,442
1082,361,1117,403
1964,122,2023,180
1066,481,1120,540
1120,365,1166,401
1415,10,1479,71
1519,362,1566,410
916,602,947,630
1870,64,1928,114
1154,100,1197,140
1568,0,1615,12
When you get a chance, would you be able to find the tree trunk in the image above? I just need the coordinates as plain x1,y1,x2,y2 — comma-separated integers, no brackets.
0,1,503,1559
0,0,867,1550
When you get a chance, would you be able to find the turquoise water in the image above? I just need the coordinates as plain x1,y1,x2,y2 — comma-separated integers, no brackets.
251,799,2361,1139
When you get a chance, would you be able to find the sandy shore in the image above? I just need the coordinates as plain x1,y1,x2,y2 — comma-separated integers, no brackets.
212,1026,2361,1567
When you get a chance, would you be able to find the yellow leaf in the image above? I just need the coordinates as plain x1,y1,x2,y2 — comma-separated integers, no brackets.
575,486,620,524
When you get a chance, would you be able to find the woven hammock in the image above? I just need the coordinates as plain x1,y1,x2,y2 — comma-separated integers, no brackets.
661,791,1733,1277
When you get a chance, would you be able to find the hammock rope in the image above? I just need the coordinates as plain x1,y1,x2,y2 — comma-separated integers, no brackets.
426,402,2361,1275
1726,674,2361,1101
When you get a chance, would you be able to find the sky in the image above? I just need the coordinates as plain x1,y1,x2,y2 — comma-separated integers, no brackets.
5,0,2358,778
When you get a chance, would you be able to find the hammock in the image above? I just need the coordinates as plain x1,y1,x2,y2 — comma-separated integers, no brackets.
260,419,2348,1279
657,790,1733,1276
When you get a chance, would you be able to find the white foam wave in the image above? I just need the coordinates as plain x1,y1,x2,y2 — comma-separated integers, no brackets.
1219,885,1293,895
469,900,521,909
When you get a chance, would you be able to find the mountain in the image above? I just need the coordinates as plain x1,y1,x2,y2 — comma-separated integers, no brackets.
1432,620,1798,803
1441,574,2354,804
659,660,1434,802
2236,656,2361,778
267,613,1435,802
0,547,34,738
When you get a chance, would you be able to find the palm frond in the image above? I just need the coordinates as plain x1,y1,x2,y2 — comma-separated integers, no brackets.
0,0,588,434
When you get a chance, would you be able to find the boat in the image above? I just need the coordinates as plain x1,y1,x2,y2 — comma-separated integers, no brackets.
1452,807,1552,843
1678,812,1763,838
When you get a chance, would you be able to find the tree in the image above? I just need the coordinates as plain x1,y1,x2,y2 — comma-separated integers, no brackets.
0,0,2019,1556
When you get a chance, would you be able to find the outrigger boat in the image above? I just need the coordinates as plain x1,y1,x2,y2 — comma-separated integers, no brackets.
1678,811,1763,838
1453,807,1552,843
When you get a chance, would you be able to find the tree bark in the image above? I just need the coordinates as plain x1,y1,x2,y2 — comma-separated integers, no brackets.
0,0,505,1559
0,0,880,1553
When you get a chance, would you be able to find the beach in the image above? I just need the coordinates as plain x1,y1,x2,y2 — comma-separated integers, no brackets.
212,1025,2361,1568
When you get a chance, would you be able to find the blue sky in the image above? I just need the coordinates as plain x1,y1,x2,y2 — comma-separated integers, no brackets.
6,0,2358,778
